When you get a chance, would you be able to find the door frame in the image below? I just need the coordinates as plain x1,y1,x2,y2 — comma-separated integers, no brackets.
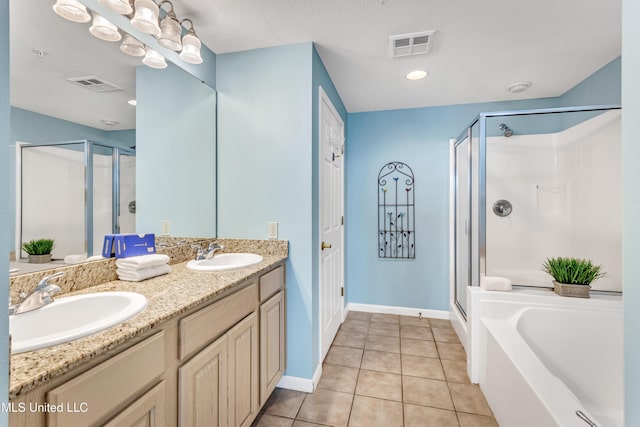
318,86,345,362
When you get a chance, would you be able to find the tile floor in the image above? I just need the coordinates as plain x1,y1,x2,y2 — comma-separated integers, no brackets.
252,311,499,427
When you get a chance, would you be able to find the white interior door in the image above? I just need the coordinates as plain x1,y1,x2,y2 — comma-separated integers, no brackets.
319,87,345,361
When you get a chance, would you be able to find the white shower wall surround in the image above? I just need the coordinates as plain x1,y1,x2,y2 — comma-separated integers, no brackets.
485,110,622,291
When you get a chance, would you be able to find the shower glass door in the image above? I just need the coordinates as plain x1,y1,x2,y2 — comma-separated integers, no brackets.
454,131,472,318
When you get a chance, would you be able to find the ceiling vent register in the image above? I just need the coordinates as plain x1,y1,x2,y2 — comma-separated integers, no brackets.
67,76,123,92
389,31,435,58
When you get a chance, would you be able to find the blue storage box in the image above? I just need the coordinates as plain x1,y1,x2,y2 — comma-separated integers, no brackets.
106,233,156,258
102,234,116,258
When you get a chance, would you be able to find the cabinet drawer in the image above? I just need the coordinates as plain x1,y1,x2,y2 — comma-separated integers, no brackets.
259,266,284,302
180,283,257,360
47,332,165,427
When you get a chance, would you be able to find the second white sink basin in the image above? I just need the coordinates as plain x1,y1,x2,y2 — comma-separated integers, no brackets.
10,291,147,354
186,253,264,272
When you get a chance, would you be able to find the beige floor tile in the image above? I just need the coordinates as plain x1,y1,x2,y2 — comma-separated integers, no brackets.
368,321,400,337
441,359,471,383
365,334,400,353
355,369,403,401
325,345,364,368
399,316,431,327
436,342,467,361
252,413,294,427
360,350,401,374
400,324,434,340
345,311,371,322
348,395,403,427
340,320,369,335
401,354,445,380
448,383,493,416
428,318,454,329
404,404,459,427
296,389,354,427
433,327,461,343
332,330,367,349
402,376,454,410
292,421,330,427
370,313,400,324
262,388,307,418
317,364,360,394
401,338,439,357
457,412,499,427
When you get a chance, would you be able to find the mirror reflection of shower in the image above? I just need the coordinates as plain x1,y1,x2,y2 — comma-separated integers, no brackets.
498,123,513,137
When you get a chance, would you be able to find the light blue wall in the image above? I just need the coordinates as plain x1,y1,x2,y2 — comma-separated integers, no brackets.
217,43,317,378
345,59,621,312
8,108,134,255
136,63,216,237
622,0,640,423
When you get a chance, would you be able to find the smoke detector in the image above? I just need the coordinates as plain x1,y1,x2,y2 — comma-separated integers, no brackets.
389,31,435,58
67,75,122,92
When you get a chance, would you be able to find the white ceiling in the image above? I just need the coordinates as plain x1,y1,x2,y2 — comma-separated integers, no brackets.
10,0,621,131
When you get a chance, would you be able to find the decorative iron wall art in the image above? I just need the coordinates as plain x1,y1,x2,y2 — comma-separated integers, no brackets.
378,162,415,258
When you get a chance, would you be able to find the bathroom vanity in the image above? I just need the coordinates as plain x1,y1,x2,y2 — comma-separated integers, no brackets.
8,239,287,427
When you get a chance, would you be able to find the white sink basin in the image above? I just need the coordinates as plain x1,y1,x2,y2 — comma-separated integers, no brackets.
186,253,264,272
10,292,147,354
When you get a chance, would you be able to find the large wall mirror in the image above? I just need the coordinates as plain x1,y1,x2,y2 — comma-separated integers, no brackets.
9,0,217,275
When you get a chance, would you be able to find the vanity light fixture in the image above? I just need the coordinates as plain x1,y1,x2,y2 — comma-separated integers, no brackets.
406,70,427,80
90,13,122,42
53,0,91,23
131,0,161,36
120,34,146,56
98,0,133,15
142,47,167,69
157,1,182,51
179,19,203,64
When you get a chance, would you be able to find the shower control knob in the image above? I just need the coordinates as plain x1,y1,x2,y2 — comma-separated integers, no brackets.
492,200,513,217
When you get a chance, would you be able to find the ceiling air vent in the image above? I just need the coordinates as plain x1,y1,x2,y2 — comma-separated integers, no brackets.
389,31,435,58
67,75,122,92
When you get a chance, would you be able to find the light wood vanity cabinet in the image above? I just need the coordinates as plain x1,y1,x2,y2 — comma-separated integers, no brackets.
9,263,286,427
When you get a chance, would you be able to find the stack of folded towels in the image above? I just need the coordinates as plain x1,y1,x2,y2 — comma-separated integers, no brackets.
480,276,512,291
116,254,171,282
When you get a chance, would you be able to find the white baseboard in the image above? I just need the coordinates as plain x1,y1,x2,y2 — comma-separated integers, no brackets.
346,302,449,320
277,363,322,393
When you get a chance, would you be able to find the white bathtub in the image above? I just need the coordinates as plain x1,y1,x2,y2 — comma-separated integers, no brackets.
467,287,623,427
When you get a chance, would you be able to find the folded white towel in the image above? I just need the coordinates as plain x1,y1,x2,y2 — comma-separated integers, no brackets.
116,254,171,270
64,254,87,264
87,255,105,262
117,264,171,282
480,276,512,291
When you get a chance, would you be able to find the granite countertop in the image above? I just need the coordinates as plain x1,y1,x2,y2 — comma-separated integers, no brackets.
9,239,288,399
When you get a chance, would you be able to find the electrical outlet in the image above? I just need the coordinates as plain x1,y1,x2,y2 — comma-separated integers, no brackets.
268,222,278,240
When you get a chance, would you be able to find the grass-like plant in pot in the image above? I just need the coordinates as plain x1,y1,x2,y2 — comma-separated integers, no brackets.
542,257,606,298
22,238,55,264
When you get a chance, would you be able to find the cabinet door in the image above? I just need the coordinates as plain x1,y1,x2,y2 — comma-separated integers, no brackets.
179,335,228,427
228,312,259,427
260,291,286,405
103,382,166,427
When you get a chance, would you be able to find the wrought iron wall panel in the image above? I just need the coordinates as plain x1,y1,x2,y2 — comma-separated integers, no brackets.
378,162,415,258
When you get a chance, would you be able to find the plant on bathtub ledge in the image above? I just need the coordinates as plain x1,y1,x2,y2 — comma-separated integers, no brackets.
542,257,606,298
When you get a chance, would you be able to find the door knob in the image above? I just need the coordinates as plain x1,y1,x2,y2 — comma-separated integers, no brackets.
321,241,332,250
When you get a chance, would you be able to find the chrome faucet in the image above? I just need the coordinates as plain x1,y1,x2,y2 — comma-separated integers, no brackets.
192,243,225,260
10,272,63,315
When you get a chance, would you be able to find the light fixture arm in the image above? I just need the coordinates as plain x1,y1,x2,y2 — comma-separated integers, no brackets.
158,0,176,17
180,18,197,35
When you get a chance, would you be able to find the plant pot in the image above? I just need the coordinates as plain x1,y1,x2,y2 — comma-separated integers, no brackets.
28,254,51,264
553,280,590,298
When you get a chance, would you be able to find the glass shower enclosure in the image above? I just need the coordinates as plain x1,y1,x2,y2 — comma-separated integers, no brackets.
452,104,622,319
18,140,136,259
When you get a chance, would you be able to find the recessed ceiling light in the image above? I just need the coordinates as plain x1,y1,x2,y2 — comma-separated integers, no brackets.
406,70,428,80
101,119,118,126
128,99,137,106
507,81,532,93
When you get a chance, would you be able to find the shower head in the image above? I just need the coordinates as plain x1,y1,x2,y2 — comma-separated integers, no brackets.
498,123,513,137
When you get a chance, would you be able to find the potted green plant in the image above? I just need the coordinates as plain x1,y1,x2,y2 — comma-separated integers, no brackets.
22,238,55,264
541,256,606,298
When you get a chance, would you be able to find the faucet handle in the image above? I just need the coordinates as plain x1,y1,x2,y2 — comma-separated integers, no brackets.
36,271,64,291
191,244,205,260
